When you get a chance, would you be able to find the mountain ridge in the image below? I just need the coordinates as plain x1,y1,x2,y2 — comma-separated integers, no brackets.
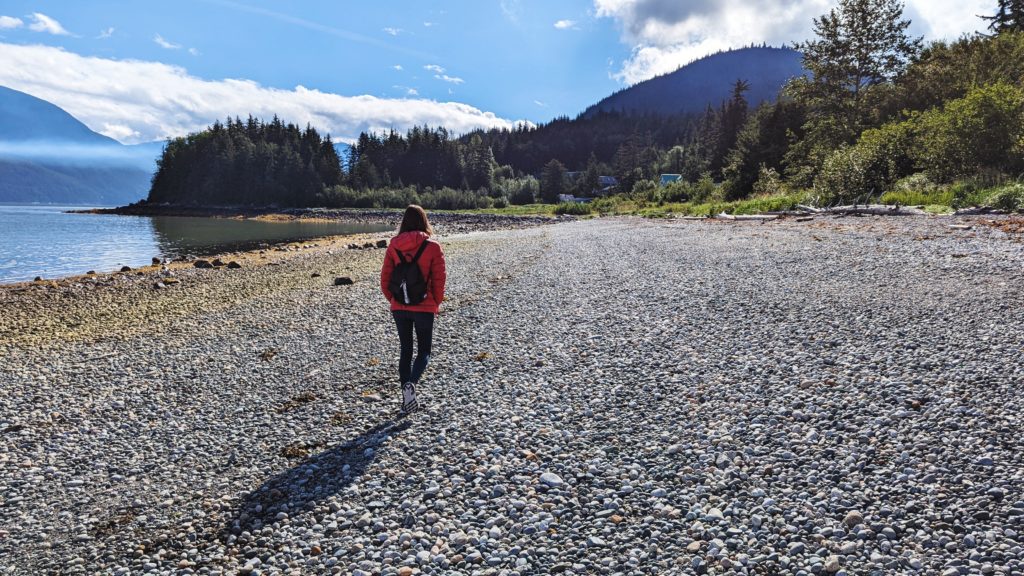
583,46,805,118
0,86,155,205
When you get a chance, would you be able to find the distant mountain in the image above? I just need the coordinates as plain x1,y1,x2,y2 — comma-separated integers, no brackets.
583,47,805,118
0,86,159,205
0,86,121,145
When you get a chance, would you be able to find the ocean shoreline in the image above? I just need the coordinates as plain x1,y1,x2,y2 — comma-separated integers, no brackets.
7,205,562,288
72,202,566,227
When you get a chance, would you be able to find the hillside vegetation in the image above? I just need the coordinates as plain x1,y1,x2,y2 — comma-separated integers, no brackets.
146,0,1024,214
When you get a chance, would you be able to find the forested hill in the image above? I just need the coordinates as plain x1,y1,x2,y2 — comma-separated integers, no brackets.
148,117,343,206
584,47,804,118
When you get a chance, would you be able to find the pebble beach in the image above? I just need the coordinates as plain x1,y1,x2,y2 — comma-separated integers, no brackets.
1,214,1023,575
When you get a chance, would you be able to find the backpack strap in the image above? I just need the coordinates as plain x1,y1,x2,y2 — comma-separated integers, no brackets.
410,240,429,263
394,247,407,264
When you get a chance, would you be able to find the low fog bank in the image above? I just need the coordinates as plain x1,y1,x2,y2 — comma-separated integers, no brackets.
0,139,163,170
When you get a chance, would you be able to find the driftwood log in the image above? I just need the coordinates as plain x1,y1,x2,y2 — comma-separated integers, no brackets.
954,207,1008,216
715,213,780,221
825,204,926,216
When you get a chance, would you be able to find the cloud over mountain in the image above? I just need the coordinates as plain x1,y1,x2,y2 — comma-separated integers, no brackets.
0,43,523,144
595,0,990,84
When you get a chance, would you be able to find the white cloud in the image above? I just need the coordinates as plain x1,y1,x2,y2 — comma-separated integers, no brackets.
500,0,522,22
0,16,23,29
554,19,577,29
534,100,548,107
392,64,403,71
906,0,992,39
101,123,142,142
154,34,182,49
383,27,402,36
423,64,463,84
0,42,524,144
594,0,990,85
97,27,115,39
423,21,435,27
393,85,419,96
27,13,70,35
188,47,200,56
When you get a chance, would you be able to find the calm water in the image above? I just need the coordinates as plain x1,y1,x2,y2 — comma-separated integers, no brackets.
0,204,393,283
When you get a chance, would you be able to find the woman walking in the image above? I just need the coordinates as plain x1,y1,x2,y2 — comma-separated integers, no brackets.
380,205,446,414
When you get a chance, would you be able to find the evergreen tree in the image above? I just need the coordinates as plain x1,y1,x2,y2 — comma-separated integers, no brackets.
785,0,921,186
540,159,569,203
464,134,496,192
983,0,1024,33
710,79,751,178
575,153,601,197
722,99,806,199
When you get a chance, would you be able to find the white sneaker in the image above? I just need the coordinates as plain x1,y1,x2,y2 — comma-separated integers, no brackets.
400,381,419,414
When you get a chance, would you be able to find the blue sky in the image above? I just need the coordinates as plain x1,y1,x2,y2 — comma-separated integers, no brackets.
1,0,626,120
0,0,991,144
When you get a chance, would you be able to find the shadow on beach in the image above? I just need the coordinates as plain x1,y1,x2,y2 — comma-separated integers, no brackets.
223,418,411,537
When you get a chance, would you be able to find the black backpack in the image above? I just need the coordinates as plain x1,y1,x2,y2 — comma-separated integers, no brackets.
388,240,430,305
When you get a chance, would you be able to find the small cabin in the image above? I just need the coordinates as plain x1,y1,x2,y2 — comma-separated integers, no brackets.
660,174,683,187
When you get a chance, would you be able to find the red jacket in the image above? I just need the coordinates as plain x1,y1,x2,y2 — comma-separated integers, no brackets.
380,231,446,314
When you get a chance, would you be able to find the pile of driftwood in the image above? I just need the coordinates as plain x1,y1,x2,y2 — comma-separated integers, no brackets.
679,203,1012,222
773,204,928,217
678,204,926,222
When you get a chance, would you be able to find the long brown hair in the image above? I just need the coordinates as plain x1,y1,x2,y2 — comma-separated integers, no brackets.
399,204,433,236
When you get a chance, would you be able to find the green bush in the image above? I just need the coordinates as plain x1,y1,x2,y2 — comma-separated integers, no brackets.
661,180,693,203
950,180,989,208
690,173,718,204
814,120,916,205
317,186,418,209
588,196,623,215
893,173,941,194
986,183,1024,212
916,83,1024,181
499,176,539,205
420,188,494,210
629,180,660,202
751,165,785,197
554,201,593,215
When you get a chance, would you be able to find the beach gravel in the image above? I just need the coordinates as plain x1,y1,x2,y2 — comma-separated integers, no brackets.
1,215,1023,575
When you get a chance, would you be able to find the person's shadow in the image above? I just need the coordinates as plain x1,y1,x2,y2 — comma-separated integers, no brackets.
222,418,411,537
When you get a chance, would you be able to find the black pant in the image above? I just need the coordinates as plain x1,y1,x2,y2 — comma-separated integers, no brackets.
392,310,434,384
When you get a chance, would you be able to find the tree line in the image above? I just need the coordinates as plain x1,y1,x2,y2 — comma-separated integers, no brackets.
149,116,343,206
149,0,1024,210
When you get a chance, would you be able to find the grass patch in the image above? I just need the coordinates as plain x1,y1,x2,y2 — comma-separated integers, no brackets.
630,192,809,218
450,204,557,216
553,202,593,216
880,189,955,207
